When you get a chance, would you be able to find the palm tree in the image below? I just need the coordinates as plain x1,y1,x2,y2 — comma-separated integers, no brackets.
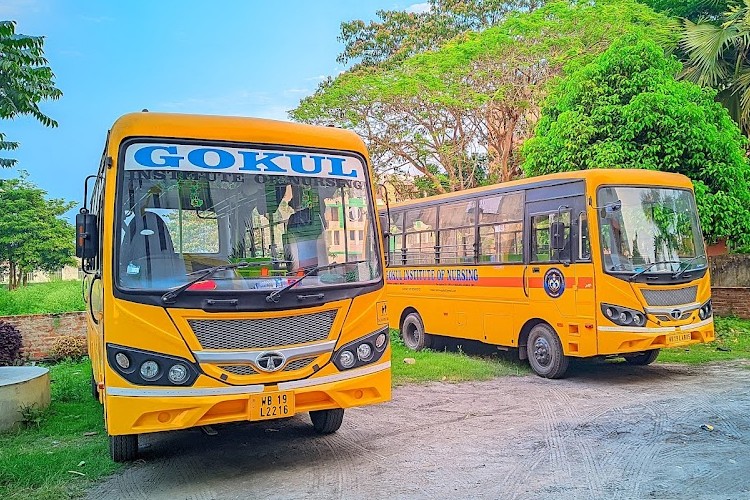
680,1,750,133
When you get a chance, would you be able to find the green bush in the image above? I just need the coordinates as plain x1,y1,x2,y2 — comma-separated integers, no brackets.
0,320,22,365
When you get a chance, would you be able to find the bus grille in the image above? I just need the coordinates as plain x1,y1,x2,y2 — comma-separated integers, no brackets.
641,286,698,306
188,310,337,350
219,358,313,376
220,365,256,376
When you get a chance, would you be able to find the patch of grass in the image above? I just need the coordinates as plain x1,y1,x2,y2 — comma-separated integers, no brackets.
390,331,529,385
0,359,118,499
0,281,85,316
660,316,750,364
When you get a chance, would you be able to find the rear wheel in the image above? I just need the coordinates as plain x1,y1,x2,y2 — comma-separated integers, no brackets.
623,349,660,366
310,409,344,434
109,434,138,462
400,312,432,351
90,373,99,401
526,323,569,379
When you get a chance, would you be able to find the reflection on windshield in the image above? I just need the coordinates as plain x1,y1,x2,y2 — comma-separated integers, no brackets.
598,186,705,274
117,157,380,292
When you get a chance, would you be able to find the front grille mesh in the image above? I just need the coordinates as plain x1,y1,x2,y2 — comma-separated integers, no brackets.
189,310,337,350
284,358,313,371
220,365,256,376
219,358,314,376
641,286,697,306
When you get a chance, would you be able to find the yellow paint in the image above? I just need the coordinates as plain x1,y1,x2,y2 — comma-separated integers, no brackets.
385,169,714,359
84,112,390,437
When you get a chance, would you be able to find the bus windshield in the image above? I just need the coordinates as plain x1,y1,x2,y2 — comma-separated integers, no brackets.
597,186,706,275
116,142,381,292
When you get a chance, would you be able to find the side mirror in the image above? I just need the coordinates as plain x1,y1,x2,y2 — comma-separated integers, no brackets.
76,211,98,259
551,221,566,250
379,213,391,238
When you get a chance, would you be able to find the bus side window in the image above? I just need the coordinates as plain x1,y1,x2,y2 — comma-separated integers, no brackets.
579,212,591,261
531,214,551,262
404,207,437,265
478,192,524,263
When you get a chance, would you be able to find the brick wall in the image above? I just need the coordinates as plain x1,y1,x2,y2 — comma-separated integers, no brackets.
0,312,86,361
710,287,750,319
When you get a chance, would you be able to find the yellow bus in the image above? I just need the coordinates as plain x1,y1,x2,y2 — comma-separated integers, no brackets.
383,169,714,378
76,112,391,461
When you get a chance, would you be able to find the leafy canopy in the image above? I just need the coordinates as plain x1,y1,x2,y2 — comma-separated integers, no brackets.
637,0,730,21
0,172,75,289
0,20,62,168
294,0,674,196
523,35,750,250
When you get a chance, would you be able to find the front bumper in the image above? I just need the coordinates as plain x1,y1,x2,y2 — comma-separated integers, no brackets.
105,361,391,436
597,317,715,356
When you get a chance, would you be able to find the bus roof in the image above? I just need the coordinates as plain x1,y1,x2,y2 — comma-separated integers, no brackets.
108,112,368,154
386,169,694,210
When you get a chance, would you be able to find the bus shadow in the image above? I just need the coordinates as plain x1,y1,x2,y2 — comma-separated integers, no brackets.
134,416,368,479
427,335,699,384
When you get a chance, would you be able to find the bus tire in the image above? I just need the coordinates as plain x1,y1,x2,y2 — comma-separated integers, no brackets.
401,312,432,351
90,373,99,401
310,409,344,434
109,434,138,462
526,323,569,379
623,349,660,366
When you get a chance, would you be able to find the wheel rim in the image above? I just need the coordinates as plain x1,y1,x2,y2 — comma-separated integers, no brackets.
405,321,420,347
533,336,552,367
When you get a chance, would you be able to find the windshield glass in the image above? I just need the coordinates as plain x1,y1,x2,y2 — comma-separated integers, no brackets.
116,142,380,292
597,186,705,274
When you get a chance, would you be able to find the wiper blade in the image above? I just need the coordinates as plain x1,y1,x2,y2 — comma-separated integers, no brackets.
266,260,367,303
672,254,707,279
627,260,682,282
161,262,252,303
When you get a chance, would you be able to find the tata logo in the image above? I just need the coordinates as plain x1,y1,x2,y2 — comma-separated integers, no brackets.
124,143,363,181
255,352,286,373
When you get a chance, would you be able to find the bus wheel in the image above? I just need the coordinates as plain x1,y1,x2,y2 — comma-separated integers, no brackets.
90,373,99,401
401,312,432,351
310,409,344,434
527,324,569,379
109,434,138,462
623,349,660,366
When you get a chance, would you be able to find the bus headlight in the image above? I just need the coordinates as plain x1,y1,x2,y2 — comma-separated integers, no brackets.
140,360,160,380
115,352,131,370
107,344,200,386
698,299,713,320
333,328,389,371
339,350,356,369
168,364,189,384
601,304,647,327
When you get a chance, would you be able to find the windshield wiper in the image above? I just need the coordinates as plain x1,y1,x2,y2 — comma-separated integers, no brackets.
161,262,252,304
672,254,707,279
627,260,682,282
266,260,367,303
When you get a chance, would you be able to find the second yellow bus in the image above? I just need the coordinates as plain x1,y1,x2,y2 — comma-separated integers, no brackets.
383,169,715,378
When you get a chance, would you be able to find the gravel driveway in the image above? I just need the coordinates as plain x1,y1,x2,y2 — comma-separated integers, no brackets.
88,360,750,500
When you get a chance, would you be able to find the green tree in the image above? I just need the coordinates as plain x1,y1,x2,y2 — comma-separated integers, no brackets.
638,0,728,21
337,0,546,68
0,20,62,168
0,172,75,289
523,35,750,250
679,1,750,132
294,0,673,194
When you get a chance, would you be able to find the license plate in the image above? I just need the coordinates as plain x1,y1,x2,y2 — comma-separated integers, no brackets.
667,332,692,344
250,391,295,421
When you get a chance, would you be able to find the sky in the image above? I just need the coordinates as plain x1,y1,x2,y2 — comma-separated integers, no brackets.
2,0,430,219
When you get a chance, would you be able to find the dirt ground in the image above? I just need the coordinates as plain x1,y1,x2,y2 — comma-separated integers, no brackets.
89,360,750,500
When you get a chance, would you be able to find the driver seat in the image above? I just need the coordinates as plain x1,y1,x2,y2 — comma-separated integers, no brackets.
120,211,186,286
